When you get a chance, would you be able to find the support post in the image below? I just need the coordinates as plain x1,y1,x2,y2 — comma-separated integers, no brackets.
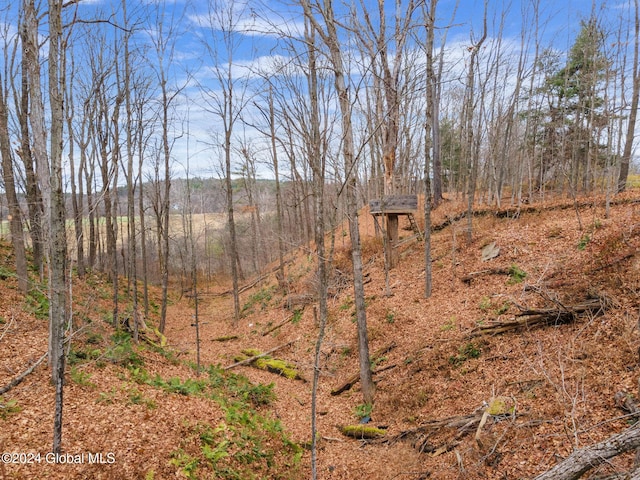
386,213,399,268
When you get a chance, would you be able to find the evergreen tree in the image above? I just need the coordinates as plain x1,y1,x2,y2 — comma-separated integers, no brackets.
536,18,611,191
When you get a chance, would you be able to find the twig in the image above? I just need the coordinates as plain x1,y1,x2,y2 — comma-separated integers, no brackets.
330,342,396,395
591,252,635,273
0,313,15,343
262,314,295,336
0,352,48,395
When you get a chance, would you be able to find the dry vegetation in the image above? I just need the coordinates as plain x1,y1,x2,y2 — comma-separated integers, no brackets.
1,191,639,479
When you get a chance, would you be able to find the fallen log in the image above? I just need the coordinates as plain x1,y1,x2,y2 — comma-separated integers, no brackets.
0,325,92,395
331,342,396,395
212,335,239,342
212,272,269,297
341,424,387,439
461,267,511,284
385,402,520,455
591,251,636,273
223,338,298,371
534,420,640,480
235,347,302,380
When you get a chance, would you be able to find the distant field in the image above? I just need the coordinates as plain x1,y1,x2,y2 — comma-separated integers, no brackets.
628,174,640,188
0,212,229,243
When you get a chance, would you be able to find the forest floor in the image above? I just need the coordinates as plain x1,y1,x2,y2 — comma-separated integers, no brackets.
1,190,640,480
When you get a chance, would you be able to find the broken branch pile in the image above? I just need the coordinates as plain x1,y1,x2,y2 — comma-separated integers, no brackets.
468,293,609,337
385,398,516,456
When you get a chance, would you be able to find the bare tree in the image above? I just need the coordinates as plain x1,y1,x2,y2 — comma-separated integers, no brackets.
198,0,253,323
423,0,437,298
0,66,28,293
65,50,86,279
266,86,286,288
427,0,460,208
618,0,639,192
149,0,182,333
463,1,488,243
354,0,416,195
301,0,375,406
0,15,28,293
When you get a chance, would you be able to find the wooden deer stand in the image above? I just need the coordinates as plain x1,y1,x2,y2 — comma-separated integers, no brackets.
369,194,421,268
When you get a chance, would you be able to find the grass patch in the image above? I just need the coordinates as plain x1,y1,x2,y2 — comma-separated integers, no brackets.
507,264,527,284
626,174,640,188
105,330,144,368
440,317,456,331
577,233,591,251
25,288,49,319
0,265,15,281
168,365,301,479
70,367,96,388
68,346,103,366
126,388,157,409
291,309,303,324
0,396,21,419
385,310,396,324
354,403,373,420
449,342,482,367
241,286,275,316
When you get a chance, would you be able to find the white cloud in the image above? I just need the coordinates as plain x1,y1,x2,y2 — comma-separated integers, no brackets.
187,4,304,39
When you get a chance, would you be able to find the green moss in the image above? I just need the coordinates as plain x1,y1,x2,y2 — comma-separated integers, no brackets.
340,424,386,439
241,348,262,357
262,358,299,379
487,396,514,416
238,349,300,380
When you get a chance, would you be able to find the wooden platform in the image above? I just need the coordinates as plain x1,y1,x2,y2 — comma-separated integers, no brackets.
368,195,420,268
369,194,418,215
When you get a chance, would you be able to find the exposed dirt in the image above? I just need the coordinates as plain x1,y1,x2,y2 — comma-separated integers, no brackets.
1,191,640,479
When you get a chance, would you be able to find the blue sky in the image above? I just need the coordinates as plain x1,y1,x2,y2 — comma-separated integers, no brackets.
0,0,634,181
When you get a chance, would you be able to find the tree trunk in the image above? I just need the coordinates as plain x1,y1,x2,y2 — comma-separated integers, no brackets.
226,155,241,323
65,56,85,279
46,0,68,453
122,0,138,342
268,87,286,289
423,0,438,297
305,23,329,477
16,26,44,277
0,72,29,293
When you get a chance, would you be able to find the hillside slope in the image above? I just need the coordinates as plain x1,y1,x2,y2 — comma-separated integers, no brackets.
1,192,639,479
